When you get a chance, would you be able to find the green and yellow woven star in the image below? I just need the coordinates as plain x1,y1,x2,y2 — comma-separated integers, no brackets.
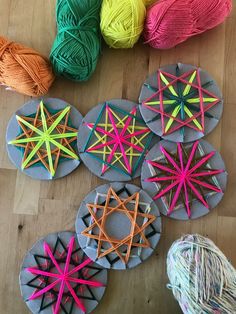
8,101,78,177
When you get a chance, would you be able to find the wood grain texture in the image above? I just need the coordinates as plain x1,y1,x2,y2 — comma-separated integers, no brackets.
0,1,235,313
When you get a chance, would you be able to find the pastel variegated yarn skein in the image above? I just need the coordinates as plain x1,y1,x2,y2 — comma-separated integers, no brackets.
167,234,236,314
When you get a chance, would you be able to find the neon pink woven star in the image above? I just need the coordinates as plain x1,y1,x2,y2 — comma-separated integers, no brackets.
146,141,224,217
26,236,104,314
85,103,152,176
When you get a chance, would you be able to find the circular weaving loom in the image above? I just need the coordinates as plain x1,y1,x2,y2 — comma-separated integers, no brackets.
78,99,158,181
6,98,83,180
139,63,223,143
141,139,227,220
76,183,162,270
19,231,107,314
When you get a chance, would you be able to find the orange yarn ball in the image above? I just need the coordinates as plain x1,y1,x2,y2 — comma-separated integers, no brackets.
0,36,55,97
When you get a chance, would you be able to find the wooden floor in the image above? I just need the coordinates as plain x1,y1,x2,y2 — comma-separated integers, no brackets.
0,1,236,313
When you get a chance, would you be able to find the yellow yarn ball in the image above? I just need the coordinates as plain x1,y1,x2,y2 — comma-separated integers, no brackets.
100,0,146,49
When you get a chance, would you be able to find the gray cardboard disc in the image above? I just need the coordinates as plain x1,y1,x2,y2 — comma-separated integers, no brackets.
6,98,83,180
141,139,227,220
77,99,159,182
76,183,162,270
139,63,223,143
19,231,107,314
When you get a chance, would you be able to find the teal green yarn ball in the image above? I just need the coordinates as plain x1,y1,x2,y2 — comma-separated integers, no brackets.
50,0,101,82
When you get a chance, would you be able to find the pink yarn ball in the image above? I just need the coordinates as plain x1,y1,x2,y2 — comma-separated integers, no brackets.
144,0,232,49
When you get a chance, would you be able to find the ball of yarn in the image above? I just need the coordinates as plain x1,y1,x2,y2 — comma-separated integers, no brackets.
0,36,55,97
50,0,101,82
167,234,236,314
100,0,146,49
144,0,232,49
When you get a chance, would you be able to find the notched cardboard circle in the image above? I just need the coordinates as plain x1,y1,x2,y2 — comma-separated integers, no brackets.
76,182,162,270
6,98,83,180
78,99,159,182
19,231,107,314
139,63,223,143
141,139,227,220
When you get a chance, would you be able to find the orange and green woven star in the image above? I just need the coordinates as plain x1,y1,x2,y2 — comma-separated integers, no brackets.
8,101,78,177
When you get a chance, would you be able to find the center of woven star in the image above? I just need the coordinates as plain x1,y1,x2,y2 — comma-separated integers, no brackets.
42,132,51,141
58,273,69,281
179,170,188,181
178,94,184,101
105,211,131,240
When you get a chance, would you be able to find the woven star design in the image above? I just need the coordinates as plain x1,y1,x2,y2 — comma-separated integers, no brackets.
8,101,78,177
145,141,224,218
83,103,153,177
143,66,220,137
81,188,156,264
26,236,104,314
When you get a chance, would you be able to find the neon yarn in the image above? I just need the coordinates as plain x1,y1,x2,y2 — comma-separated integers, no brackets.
100,0,146,49
167,234,236,314
144,0,232,49
50,0,102,82
0,36,54,97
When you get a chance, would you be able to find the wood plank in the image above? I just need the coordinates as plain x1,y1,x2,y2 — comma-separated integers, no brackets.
13,172,40,215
